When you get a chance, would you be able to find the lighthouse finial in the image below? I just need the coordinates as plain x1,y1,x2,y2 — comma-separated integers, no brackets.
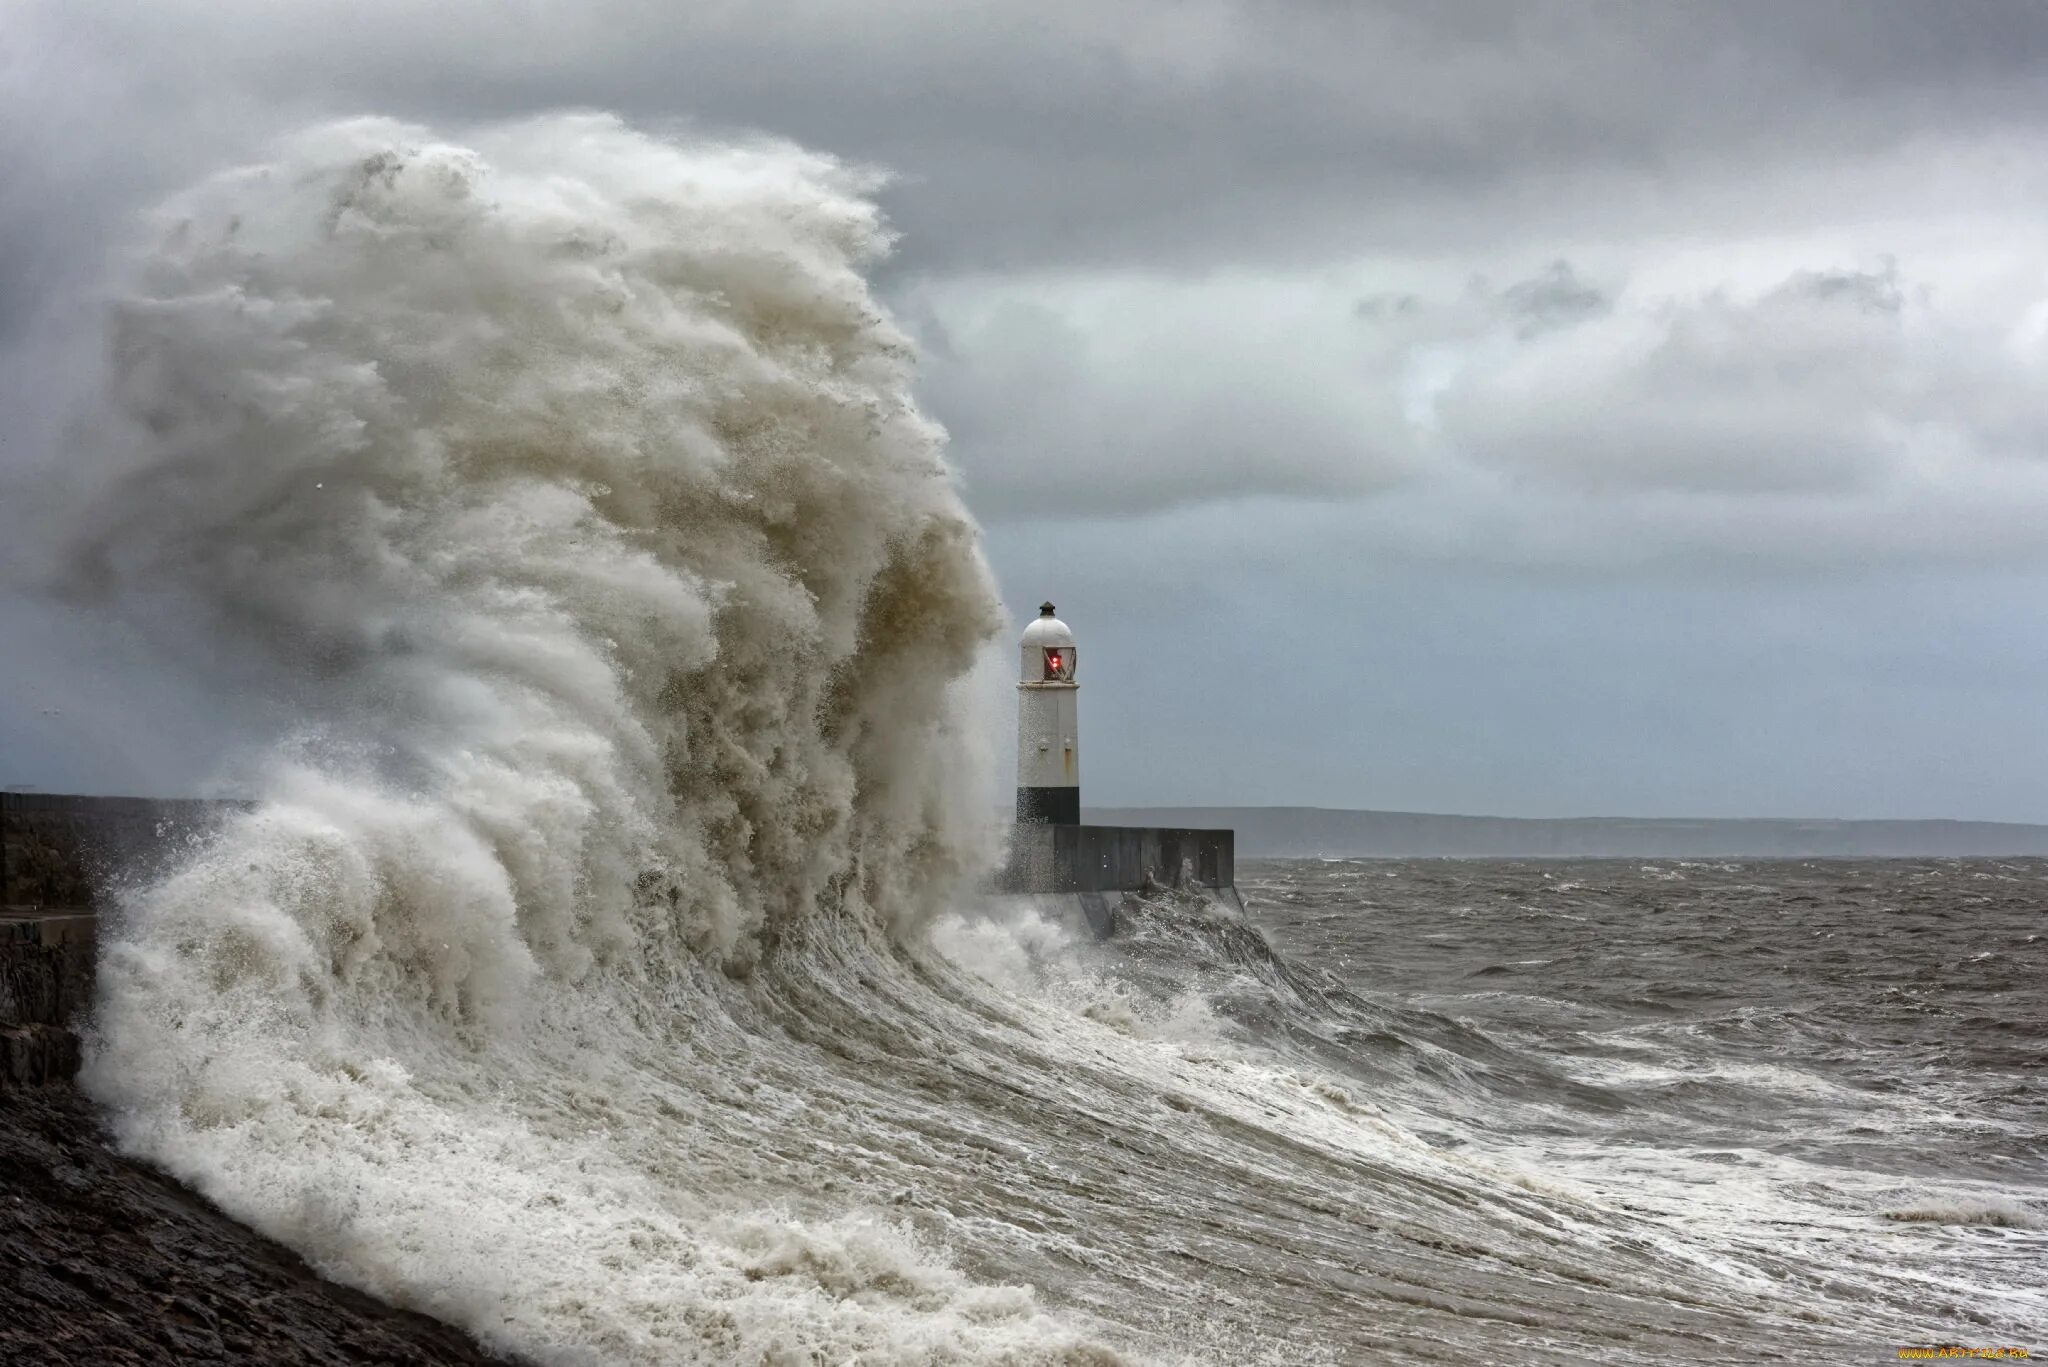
1040,601,1056,617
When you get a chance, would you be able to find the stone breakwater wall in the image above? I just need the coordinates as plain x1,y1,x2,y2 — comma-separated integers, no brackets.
1,793,240,911
0,913,95,1087
995,823,1240,936
0,794,243,1088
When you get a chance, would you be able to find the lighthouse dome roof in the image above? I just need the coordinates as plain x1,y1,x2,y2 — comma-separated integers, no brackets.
1020,602,1074,649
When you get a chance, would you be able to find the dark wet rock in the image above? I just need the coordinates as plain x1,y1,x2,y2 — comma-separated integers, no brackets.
0,1022,81,1088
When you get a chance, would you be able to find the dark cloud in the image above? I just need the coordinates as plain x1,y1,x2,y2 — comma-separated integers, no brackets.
8,3,2046,535
10,2,2048,286
7,1,2048,816
1354,293,1421,321
1782,261,1905,314
1500,261,1609,335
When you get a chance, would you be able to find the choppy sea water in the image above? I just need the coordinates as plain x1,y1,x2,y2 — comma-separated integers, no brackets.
1129,856,2046,1361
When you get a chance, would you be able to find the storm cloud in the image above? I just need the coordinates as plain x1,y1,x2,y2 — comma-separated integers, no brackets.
6,1,2048,818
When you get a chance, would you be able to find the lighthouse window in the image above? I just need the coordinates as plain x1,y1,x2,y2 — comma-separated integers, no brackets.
1042,648,1072,681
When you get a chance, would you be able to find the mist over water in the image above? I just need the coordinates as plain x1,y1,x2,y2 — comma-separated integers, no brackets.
53,117,2045,1364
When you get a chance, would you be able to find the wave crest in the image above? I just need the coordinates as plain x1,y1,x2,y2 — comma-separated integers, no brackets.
76,115,1044,1364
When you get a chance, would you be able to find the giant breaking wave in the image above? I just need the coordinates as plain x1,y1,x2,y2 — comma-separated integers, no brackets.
69,115,1111,1363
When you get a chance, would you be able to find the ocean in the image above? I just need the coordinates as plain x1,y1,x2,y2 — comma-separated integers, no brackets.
59,114,2046,1364
1206,858,2046,1360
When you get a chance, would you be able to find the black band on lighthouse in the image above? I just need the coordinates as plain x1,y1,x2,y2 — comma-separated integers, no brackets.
1015,786,1080,825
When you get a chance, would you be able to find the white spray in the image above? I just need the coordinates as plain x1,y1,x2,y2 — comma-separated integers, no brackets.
70,115,1126,1363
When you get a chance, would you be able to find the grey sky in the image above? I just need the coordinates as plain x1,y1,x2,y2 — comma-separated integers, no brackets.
6,2,2048,818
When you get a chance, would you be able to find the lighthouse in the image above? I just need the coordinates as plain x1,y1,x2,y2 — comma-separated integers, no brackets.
1016,601,1079,824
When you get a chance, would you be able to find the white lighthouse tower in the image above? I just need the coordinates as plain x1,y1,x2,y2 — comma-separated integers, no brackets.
1016,601,1079,824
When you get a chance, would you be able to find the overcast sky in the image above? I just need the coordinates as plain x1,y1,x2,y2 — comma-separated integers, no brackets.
6,2,2048,819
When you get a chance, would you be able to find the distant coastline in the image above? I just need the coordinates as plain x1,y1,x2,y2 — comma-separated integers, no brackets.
1084,806,2048,859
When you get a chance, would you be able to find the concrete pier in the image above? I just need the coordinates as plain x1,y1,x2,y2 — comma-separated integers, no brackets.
999,823,1234,895
994,822,1240,937
2,792,239,911
0,911,94,1086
